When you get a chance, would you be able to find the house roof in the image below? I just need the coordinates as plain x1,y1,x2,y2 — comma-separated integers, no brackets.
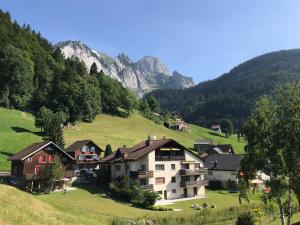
66,140,103,152
194,143,235,155
101,139,195,163
9,142,74,161
195,139,213,145
204,154,244,171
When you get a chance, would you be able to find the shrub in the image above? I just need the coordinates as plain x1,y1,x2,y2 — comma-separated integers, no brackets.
236,211,255,225
208,180,223,190
148,205,174,211
109,176,158,208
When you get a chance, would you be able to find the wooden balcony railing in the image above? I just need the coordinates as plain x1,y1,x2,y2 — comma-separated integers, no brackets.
180,168,207,176
129,170,154,179
180,180,208,187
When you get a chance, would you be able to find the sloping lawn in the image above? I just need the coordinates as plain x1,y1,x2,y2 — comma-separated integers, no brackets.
0,108,42,171
64,112,245,153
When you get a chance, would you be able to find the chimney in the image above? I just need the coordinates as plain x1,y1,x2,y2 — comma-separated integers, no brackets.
146,135,153,146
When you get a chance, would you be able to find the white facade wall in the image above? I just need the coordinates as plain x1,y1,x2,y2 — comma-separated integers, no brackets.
207,170,238,187
109,148,206,200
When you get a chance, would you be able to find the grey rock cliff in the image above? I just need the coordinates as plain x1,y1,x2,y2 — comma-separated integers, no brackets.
55,41,195,96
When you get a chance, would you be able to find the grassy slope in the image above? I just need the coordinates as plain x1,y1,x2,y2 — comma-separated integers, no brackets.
0,108,244,171
1,185,299,225
0,108,42,171
64,113,245,153
0,185,257,225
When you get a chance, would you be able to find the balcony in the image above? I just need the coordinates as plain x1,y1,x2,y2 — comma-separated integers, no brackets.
155,156,185,161
77,155,99,163
129,170,154,179
180,168,207,176
141,184,154,191
180,180,208,187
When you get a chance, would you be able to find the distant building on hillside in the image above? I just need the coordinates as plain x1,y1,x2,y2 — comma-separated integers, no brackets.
211,125,222,133
101,137,208,200
194,140,235,155
170,121,188,131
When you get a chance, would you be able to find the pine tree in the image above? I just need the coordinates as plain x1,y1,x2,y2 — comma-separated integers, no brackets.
44,113,65,149
104,144,113,157
89,62,98,75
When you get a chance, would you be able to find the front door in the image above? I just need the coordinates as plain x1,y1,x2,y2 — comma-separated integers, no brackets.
164,190,167,199
184,188,188,197
193,187,197,196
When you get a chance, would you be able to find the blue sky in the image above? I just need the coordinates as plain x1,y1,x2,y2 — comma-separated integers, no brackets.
1,0,300,83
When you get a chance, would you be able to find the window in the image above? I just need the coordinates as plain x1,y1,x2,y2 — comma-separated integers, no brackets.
140,179,147,186
171,176,176,183
116,165,121,171
231,171,236,176
39,155,47,163
155,164,165,171
208,171,213,175
35,166,41,174
90,147,95,152
81,146,87,153
157,191,163,195
140,164,146,171
27,157,32,162
155,177,165,184
172,189,176,194
48,155,54,163
171,164,175,170
195,163,200,169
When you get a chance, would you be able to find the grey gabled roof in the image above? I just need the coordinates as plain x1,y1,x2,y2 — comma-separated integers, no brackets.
204,154,244,171
9,141,74,161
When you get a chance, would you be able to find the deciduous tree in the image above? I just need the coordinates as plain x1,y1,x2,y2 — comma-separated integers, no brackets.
240,83,300,225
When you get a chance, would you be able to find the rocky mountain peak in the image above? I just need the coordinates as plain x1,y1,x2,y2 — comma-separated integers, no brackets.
117,53,133,66
136,56,170,75
56,40,195,96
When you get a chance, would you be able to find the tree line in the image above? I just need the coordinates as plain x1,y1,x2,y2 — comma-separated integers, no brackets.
0,10,138,125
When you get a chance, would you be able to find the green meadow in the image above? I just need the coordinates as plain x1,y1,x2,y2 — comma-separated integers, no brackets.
0,107,245,171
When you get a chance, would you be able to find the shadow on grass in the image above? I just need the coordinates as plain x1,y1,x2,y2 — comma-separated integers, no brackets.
293,222,300,225
0,150,14,157
11,126,43,136
208,132,224,138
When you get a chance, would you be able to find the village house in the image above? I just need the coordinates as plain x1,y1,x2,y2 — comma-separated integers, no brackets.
8,141,74,191
65,140,103,171
170,121,188,131
204,154,243,191
101,137,208,200
211,125,222,133
194,139,235,155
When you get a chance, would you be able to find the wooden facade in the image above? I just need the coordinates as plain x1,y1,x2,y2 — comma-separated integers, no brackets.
10,142,74,181
66,140,103,170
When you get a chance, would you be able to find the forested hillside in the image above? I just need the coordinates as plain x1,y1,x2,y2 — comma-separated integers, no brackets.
149,49,300,128
0,10,137,124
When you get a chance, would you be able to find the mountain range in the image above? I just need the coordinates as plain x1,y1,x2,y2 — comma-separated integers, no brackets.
148,49,300,128
55,41,195,96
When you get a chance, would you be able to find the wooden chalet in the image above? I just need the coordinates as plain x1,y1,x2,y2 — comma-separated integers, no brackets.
65,140,103,171
8,141,74,191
